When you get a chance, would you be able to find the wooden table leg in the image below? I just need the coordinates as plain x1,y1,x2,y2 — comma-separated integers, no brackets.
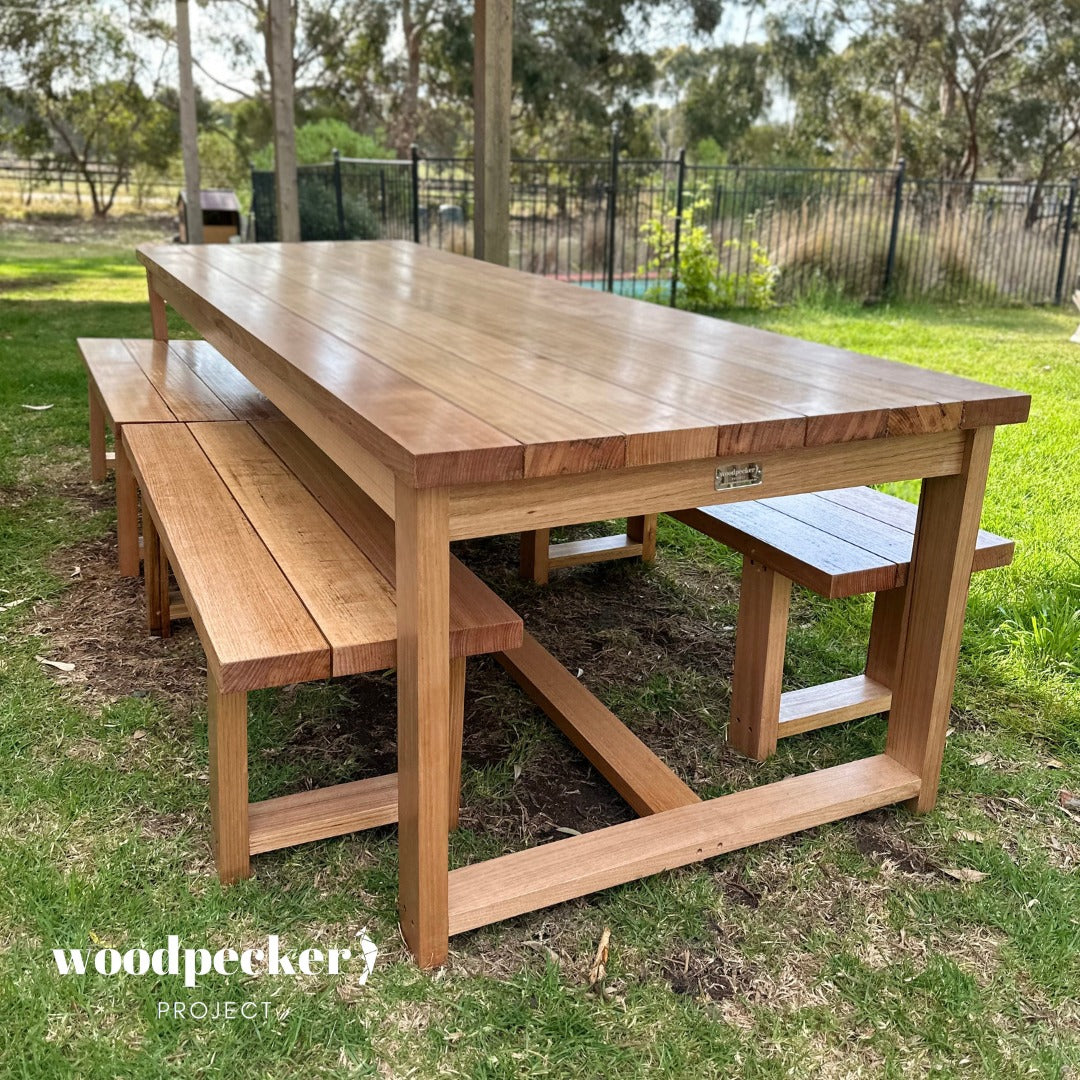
396,477,452,967
519,528,551,584
89,385,107,483
448,656,466,831
114,428,141,578
885,427,994,813
208,672,250,883
627,514,658,564
148,271,168,340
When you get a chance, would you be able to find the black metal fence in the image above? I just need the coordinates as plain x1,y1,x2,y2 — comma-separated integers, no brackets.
252,145,1080,307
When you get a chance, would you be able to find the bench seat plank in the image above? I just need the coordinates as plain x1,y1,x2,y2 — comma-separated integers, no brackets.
251,419,523,658
78,338,176,425
168,339,283,421
191,421,402,676
122,339,236,422
672,486,1014,599
123,423,331,692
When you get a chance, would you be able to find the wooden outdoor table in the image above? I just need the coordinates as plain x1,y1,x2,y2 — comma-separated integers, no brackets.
136,239,1030,967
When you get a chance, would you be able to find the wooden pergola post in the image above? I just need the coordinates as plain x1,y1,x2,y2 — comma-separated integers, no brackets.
473,0,512,265
269,0,300,242
175,0,203,244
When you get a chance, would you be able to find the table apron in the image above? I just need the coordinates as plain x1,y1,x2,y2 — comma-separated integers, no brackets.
447,429,966,541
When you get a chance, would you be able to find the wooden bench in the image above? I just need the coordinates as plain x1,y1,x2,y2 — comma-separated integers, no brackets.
669,487,1013,760
78,338,281,576
122,418,522,883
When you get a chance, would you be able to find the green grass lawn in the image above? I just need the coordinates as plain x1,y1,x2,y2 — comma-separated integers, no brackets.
1,231,1078,1078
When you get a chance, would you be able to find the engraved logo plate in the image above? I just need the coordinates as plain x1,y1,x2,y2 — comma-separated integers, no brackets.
715,463,763,491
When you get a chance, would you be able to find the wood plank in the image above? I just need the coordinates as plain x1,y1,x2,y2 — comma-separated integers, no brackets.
78,338,175,426
89,383,107,482
546,534,645,570
729,560,791,760
122,339,235,422
395,478,452,967
448,656,466,831
229,242,722,468
816,487,1014,574
778,675,893,737
114,429,141,577
315,244,813,455
378,242,1030,431
123,422,331,693
519,528,551,585
865,586,906,687
248,773,399,855
190,244,629,478
449,431,968,541
497,633,699,816
168,339,283,421
885,427,995,812
208,675,250,882
190,421,400,676
672,502,900,598
447,755,921,935
364,243,964,443
138,247,526,487
627,514,658,563
251,419,522,658
148,272,168,340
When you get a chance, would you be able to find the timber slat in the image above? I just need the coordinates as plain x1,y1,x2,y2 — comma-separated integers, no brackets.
778,675,893,736
448,755,921,935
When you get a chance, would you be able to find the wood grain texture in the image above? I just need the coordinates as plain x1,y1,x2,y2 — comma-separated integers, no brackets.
865,585,907,687
519,529,550,585
627,514,658,563
123,423,331,692
88,383,107,481
122,339,235,422
778,675,893,736
114,429,141,577
168,339,282,420
78,338,176,426
450,432,968,542
448,656,466,831
208,675,250,882
251,419,522,658
885,427,996,812
496,632,700,817
148,272,168,340
248,773,399,855
728,560,791,760
190,421,401,676
546,534,644,570
395,478,452,967
448,755,921,935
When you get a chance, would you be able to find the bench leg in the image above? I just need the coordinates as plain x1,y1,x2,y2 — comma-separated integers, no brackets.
729,558,792,761
519,529,551,585
865,585,907,688
89,385,107,483
627,514,658,564
448,656,466,830
208,673,250,883
114,428,140,578
143,512,171,637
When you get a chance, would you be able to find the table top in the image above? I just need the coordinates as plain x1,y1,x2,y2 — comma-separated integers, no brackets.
137,240,1030,487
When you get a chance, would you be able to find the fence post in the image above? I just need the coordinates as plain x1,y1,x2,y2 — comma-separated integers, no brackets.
883,157,906,298
332,148,346,240
1055,176,1078,305
605,124,619,292
410,144,422,243
669,146,687,308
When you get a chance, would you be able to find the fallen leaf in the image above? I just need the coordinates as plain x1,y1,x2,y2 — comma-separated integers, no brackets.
21,403,54,411
1044,758,1065,769
0,598,28,611
554,826,581,837
588,927,611,987
131,730,147,741
70,566,81,579
35,655,75,672
955,830,985,843
513,764,522,781
970,752,994,767
1059,790,1080,811
941,867,988,883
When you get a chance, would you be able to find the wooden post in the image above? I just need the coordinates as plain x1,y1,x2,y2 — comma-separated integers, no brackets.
627,514,658,563
269,0,300,243
395,478,452,967
448,656,466,830
114,430,141,578
473,0,512,265
175,0,203,244
728,559,791,760
208,673,250,883
885,428,994,812
519,527,550,585
88,385,107,482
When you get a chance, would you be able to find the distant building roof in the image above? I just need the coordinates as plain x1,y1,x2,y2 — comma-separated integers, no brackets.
177,189,241,213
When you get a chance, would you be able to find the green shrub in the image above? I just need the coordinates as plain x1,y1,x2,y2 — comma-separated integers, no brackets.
297,183,378,242
639,200,778,311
